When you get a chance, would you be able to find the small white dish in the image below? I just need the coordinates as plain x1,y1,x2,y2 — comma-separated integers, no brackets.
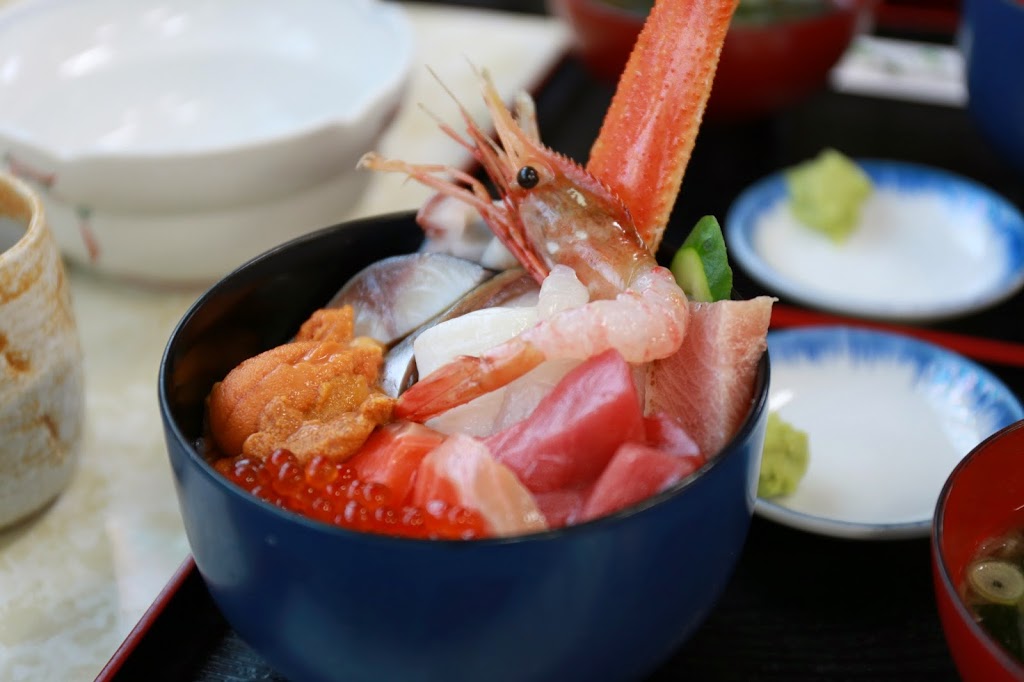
0,0,413,283
726,159,1024,322
756,326,1023,540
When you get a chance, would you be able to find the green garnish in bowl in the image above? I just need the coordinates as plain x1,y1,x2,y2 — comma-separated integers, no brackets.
670,215,733,302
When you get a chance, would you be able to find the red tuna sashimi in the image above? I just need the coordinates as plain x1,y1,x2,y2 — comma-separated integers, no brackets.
580,442,702,522
644,412,704,462
484,349,645,493
644,297,773,458
412,433,548,537
530,416,702,528
533,489,587,528
347,422,446,503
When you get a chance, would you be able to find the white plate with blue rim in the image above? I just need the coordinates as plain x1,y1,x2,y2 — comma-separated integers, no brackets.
726,159,1024,322
756,325,1024,540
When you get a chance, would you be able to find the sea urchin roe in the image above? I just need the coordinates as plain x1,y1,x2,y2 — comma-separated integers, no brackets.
206,307,395,463
213,449,489,539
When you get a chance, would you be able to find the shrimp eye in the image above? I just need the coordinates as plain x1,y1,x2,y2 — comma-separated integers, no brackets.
517,166,540,189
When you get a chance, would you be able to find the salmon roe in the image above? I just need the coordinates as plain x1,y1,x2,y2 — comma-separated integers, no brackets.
212,450,488,540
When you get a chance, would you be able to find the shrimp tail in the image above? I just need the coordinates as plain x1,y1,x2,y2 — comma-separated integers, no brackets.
395,340,546,422
396,266,688,422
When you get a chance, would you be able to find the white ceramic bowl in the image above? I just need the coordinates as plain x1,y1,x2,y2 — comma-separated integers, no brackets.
0,0,413,283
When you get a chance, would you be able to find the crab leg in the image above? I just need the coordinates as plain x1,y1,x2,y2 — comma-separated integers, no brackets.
586,0,739,253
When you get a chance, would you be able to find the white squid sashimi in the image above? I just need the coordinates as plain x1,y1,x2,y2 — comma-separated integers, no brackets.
427,359,580,438
416,266,590,438
414,307,539,379
490,358,581,432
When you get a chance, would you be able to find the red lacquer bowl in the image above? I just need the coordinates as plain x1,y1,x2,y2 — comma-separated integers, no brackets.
547,0,873,121
932,419,1024,682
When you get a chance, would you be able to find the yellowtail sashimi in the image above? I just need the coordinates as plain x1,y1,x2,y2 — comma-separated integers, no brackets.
645,297,774,457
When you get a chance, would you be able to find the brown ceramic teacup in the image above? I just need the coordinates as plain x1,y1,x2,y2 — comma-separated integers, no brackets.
0,172,84,528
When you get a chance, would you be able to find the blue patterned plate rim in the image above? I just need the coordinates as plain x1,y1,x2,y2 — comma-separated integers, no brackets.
754,325,1024,540
726,158,1024,322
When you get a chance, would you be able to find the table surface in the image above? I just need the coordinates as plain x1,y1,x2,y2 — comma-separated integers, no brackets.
6,0,1024,680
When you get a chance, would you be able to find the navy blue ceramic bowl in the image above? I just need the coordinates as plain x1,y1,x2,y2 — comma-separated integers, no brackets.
158,212,770,682
960,0,1024,175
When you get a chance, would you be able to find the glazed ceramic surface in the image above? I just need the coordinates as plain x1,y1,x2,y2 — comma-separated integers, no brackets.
0,172,83,527
727,159,1024,321
159,212,770,682
756,326,1023,540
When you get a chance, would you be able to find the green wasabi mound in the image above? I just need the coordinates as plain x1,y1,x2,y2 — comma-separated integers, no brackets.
670,215,733,302
785,148,873,242
758,412,810,498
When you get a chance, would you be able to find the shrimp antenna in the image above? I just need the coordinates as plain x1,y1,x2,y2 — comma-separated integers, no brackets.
426,64,480,125
417,102,477,157
424,65,509,163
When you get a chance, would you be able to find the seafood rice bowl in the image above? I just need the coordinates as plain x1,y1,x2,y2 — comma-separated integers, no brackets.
159,0,773,679
160,213,770,682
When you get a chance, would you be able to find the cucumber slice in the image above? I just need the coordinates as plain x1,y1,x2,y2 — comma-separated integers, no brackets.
671,247,713,302
670,215,733,302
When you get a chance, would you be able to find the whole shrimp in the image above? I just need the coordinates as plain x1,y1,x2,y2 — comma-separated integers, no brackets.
360,0,737,423
360,73,688,421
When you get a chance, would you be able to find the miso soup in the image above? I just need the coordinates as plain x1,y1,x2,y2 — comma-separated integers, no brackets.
962,525,1024,662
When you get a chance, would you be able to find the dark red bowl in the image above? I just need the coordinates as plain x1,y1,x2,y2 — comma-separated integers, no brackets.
547,0,873,121
932,419,1024,682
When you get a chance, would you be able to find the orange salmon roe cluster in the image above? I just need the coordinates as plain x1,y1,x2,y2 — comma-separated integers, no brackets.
213,449,487,540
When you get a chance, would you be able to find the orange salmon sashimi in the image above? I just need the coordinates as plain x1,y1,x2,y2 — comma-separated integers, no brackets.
412,433,548,537
347,421,447,503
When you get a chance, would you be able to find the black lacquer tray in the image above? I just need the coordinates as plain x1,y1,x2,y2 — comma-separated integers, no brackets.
98,4,1024,679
